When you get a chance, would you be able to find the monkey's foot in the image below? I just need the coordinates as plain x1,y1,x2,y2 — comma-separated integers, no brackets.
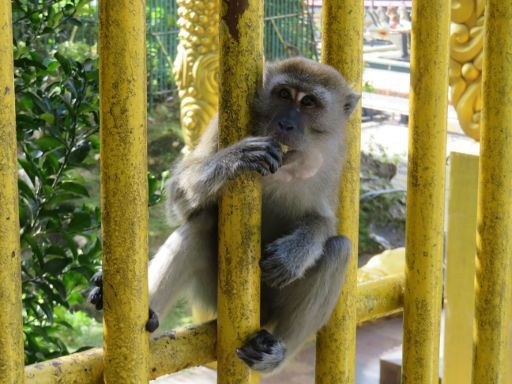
89,270,104,310
146,308,160,332
236,330,286,373
88,270,160,333
261,236,306,288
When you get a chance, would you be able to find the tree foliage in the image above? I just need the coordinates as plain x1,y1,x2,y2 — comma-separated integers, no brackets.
14,0,169,363
13,0,101,363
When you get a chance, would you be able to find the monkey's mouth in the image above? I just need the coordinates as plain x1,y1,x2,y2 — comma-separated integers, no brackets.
282,149,300,165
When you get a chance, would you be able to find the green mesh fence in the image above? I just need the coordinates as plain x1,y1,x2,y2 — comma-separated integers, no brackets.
17,0,318,109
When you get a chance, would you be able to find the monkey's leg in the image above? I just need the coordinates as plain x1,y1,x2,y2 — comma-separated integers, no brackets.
148,211,217,321
238,236,351,373
90,212,217,333
260,215,335,288
89,270,160,332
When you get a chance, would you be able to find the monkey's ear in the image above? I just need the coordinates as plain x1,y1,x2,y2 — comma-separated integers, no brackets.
343,92,361,116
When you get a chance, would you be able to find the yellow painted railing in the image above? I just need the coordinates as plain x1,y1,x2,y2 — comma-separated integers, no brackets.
0,2,25,383
98,1,150,382
473,2,512,383
217,1,263,383
402,1,450,383
315,1,363,383
0,0,511,383
24,275,404,383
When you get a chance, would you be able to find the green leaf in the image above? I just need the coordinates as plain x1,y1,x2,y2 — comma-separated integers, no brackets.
39,113,55,124
18,178,36,200
33,281,55,299
46,192,81,206
54,52,71,75
38,302,54,324
19,95,34,110
36,136,63,150
62,232,79,258
68,17,82,27
43,153,60,174
24,236,44,268
46,60,60,75
148,172,158,196
43,258,71,274
56,319,73,330
68,212,91,231
61,182,89,197
19,158,44,184
41,26,55,35
48,279,67,301
45,245,67,257
68,141,90,164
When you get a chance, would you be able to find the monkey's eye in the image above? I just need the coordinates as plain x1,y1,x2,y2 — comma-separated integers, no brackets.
278,88,293,100
300,95,317,108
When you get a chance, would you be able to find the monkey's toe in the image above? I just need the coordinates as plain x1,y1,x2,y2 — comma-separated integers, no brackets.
89,270,103,310
91,270,103,287
236,330,286,373
146,308,160,333
88,286,103,311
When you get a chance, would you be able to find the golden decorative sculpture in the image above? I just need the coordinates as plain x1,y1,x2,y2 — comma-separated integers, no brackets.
449,0,485,141
173,0,219,150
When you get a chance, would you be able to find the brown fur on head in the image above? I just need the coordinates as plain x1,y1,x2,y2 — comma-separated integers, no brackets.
252,57,360,152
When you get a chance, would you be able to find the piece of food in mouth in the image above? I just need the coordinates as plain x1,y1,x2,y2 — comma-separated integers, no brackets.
280,143,289,154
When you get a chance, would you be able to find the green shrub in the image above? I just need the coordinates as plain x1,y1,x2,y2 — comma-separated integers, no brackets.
13,0,102,363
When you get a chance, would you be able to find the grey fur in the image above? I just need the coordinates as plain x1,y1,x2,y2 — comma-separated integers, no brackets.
147,57,359,373
236,329,287,373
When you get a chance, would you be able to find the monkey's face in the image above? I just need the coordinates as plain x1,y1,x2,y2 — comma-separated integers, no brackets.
253,58,360,156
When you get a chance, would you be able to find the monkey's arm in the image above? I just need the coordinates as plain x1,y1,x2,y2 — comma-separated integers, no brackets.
260,213,336,288
168,135,283,221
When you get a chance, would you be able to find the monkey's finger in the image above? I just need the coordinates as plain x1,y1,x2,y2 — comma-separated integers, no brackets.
246,162,271,177
241,137,284,164
246,150,281,173
260,152,282,173
263,139,284,164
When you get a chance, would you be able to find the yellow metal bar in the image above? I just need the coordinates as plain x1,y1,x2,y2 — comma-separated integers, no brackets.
316,0,364,382
0,1,25,382
442,153,479,384
473,1,512,383
25,322,216,384
217,1,263,383
99,1,149,382
356,274,404,324
25,349,104,384
402,0,450,382
24,275,405,383
148,321,217,380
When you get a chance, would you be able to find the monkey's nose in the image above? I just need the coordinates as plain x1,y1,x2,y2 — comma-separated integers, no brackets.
278,119,296,132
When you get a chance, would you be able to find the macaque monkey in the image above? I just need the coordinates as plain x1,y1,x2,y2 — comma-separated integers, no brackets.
91,57,360,373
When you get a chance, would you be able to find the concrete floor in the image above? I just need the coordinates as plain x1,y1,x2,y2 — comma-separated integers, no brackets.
153,316,404,384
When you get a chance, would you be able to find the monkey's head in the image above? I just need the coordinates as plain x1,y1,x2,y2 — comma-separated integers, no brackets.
253,57,360,181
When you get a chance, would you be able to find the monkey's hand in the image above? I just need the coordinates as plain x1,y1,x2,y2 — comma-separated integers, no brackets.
260,228,324,288
88,270,160,333
223,137,284,177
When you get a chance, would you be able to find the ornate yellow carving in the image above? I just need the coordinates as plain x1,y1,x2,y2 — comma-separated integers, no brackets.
173,0,219,150
450,0,485,141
